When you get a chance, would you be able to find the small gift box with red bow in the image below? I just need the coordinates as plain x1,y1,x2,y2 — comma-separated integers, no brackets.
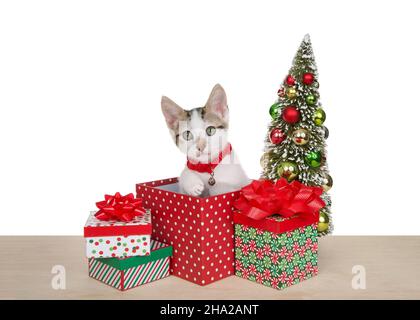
233,179,325,290
84,192,152,259
136,177,240,286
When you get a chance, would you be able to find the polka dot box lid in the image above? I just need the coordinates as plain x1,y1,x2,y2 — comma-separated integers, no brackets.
84,209,152,238
95,239,173,270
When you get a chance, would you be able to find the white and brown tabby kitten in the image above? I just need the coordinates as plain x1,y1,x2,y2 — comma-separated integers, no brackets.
161,84,250,197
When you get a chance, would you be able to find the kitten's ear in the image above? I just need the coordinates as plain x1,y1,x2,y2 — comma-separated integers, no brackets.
205,84,229,122
161,96,186,131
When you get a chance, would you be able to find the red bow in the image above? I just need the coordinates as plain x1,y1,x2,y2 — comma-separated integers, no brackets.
234,179,325,221
95,192,145,222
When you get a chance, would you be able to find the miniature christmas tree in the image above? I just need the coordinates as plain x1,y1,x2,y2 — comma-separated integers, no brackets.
260,34,332,235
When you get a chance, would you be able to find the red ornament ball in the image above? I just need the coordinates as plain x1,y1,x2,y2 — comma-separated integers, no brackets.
285,75,295,86
270,128,286,144
277,88,285,97
302,73,315,85
282,106,301,124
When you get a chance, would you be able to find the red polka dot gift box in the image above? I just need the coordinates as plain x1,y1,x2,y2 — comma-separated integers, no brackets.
136,177,241,286
84,210,152,259
88,239,172,291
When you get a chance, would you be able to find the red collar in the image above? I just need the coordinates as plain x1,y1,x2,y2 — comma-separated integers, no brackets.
187,143,232,174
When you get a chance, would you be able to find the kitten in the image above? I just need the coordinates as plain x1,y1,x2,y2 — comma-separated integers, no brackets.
161,84,250,197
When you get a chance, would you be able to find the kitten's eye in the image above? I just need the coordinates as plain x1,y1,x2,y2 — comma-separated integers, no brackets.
182,130,194,141
206,126,216,136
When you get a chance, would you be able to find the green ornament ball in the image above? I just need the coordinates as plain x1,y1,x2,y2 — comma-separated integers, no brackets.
313,108,326,126
305,151,322,168
277,161,299,182
269,103,281,120
305,94,317,105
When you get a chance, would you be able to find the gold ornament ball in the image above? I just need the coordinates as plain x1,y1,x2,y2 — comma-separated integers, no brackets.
318,211,330,233
313,108,326,126
292,128,310,146
286,87,298,100
277,161,299,182
260,153,270,168
322,174,333,192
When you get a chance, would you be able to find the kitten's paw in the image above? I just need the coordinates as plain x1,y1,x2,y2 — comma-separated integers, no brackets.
185,181,205,197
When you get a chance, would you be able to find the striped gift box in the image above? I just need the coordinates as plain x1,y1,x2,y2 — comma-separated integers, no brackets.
88,240,172,291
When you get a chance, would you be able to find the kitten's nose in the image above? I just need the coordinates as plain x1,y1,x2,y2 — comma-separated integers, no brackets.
196,138,207,152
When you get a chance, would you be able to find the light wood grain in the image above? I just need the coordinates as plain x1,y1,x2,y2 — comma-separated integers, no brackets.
0,236,419,299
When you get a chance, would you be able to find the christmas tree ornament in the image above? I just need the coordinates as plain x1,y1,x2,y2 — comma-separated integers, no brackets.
277,161,299,182
260,153,270,168
292,128,310,145
285,75,295,86
317,211,329,233
277,88,285,97
282,106,300,124
270,128,286,144
323,126,329,139
269,103,281,119
313,108,326,126
302,72,315,85
305,151,322,168
286,87,298,100
305,94,317,105
321,174,333,192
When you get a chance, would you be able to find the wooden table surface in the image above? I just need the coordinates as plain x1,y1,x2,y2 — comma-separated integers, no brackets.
0,236,419,299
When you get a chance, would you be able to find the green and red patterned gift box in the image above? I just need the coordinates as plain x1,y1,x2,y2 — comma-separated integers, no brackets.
88,239,172,291
233,179,324,290
234,217,318,290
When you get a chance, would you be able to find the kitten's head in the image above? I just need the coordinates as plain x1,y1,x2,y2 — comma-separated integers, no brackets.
161,84,229,163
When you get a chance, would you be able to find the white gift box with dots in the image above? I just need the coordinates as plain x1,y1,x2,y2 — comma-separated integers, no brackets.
84,210,152,259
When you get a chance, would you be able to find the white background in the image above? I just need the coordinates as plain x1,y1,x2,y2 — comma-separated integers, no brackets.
1,0,419,235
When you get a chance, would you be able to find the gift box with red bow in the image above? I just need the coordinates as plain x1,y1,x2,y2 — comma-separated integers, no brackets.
233,179,324,290
84,192,152,259
136,177,240,286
